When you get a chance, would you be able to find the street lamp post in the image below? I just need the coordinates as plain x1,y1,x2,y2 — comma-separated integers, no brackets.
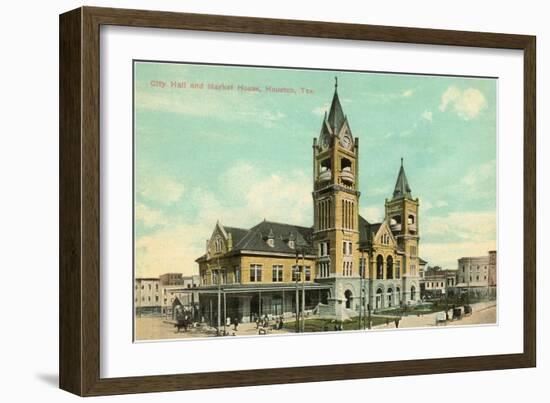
358,225,374,330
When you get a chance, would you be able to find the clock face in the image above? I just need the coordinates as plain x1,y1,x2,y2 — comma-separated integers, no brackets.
340,133,352,150
321,134,330,149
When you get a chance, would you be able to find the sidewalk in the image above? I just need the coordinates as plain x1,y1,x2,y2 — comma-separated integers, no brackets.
373,301,497,329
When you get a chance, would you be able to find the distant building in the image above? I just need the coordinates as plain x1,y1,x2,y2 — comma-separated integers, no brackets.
135,277,161,315
135,274,201,316
456,251,497,298
160,272,200,288
420,266,457,299
488,250,497,288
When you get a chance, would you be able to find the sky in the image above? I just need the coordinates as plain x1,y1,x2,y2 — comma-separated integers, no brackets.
134,61,497,277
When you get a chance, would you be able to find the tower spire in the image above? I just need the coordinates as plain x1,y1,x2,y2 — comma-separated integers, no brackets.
326,77,345,134
392,158,412,199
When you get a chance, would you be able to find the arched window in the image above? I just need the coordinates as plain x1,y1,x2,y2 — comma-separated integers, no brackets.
410,285,416,301
386,256,394,279
376,255,384,279
344,290,353,309
341,157,352,171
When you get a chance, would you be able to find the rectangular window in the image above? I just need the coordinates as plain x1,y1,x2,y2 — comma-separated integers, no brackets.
212,270,218,285
250,264,262,282
305,267,311,281
272,265,283,282
292,265,301,282
235,266,241,283
359,257,365,277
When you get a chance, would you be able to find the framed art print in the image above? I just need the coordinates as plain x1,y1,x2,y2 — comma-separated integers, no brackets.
59,6,536,396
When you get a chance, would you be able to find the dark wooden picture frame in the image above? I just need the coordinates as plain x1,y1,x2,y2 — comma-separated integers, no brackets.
59,6,536,396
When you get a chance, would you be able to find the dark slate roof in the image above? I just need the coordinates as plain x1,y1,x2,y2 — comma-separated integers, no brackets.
224,226,248,246
231,220,314,255
392,158,412,199
358,215,382,246
326,78,346,134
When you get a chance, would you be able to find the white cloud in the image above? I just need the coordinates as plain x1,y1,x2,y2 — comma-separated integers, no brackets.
136,221,210,277
360,206,384,222
459,160,496,200
135,203,167,228
218,162,312,226
421,240,496,270
312,102,330,117
439,86,487,120
135,162,313,277
421,110,433,122
423,211,496,243
421,210,496,269
137,174,185,205
365,89,415,103
421,199,448,213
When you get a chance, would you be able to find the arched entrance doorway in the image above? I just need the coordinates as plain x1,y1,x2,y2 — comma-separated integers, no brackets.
376,288,383,310
387,288,393,307
344,290,353,309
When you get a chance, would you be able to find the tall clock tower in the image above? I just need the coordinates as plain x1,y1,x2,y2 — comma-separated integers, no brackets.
312,78,361,309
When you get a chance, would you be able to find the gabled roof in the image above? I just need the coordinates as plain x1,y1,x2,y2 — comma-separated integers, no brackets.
392,158,412,200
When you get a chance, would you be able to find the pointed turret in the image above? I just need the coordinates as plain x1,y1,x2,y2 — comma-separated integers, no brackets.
326,77,346,134
392,158,412,199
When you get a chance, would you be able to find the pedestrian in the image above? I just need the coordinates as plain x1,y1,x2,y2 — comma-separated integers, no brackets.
279,315,284,330
394,318,400,328
233,317,239,331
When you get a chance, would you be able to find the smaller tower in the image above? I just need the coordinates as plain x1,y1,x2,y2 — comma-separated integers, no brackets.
385,158,420,303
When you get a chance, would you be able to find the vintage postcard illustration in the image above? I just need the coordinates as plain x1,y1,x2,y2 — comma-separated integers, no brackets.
133,61,497,340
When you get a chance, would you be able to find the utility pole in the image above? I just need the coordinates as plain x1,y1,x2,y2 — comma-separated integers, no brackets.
301,251,306,333
223,288,227,335
359,225,374,330
295,250,299,333
358,248,365,330
217,257,221,336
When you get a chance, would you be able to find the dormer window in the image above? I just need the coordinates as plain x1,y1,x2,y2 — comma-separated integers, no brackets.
266,228,275,248
286,232,296,249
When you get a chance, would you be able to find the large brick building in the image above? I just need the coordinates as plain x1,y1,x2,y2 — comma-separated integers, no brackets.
196,79,422,323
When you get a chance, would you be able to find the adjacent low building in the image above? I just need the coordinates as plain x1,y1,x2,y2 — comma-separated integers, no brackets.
420,266,458,299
